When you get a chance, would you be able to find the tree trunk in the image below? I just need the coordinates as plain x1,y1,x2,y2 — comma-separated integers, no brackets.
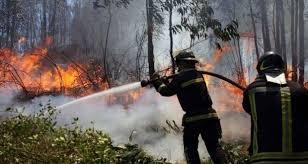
298,0,305,84
274,0,281,54
291,0,298,82
260,0,271,51
41,0,47,42
103,5,112,86
10,1,17,49
5,0,11,47
146,0,155,77
249,0,259,59
49,0,57,46
168,0,175,74
279,0,287,64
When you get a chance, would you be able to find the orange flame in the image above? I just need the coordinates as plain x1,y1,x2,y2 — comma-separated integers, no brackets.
0,37,143,105
0,44,109,97
199,46,232,84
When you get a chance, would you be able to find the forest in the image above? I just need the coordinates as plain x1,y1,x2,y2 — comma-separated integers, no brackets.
0,0,307,163
0,0,306,94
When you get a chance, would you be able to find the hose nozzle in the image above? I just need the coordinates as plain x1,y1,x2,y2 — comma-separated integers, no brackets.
141,79,151,87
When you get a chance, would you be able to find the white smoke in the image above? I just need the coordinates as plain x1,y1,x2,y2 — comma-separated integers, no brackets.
0,85,250,162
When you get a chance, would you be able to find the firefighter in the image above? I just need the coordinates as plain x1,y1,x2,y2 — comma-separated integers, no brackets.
151,51,228,164
242,51,308,163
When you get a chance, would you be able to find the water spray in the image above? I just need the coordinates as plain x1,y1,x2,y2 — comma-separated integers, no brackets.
58,82,142,109
141,70,246,91
58,70,245,109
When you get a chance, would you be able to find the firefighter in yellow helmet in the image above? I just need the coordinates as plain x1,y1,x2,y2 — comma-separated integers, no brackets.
151,51,228,164
242,51,308,163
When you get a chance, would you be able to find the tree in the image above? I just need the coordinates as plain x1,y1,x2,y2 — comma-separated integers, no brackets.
274,0,281,54
278,0,287,64
298,0,305,85
159,0,185,73
259,0,271,51
291,0,298,82
166,0,176,74
41,0,47,42
146,0,155,77
93,0,133,86
249,0,260,59
174,0,239,48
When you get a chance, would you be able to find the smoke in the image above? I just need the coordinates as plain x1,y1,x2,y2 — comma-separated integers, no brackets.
0,85,250,162
0,88,16,108
57,89,190,161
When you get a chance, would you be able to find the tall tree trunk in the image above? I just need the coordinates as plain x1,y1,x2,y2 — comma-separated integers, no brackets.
291,0,298,81
146,0,155,77
298,0,305,84
260,0,271,51
41,0,47,42
5,0,11,47
103,5,112,86
49,0,57,46
10,1,17,49
279,0,287,64
249,0,259,59
30,3,36,47
274,0,281,54
168,0,175,74
0,0,4,48
237,38,245,86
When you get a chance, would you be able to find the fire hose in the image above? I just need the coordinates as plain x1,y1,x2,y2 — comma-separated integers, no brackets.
141,70,246,91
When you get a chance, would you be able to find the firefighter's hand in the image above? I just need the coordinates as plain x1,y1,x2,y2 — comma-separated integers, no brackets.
150,73,160,81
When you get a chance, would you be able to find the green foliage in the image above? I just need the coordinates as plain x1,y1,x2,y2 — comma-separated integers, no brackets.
176,1,239,43
0,105,167,163
159,0,239,48
223,141,249,164
201,141,249,164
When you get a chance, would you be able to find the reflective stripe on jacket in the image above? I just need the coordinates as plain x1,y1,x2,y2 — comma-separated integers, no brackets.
153,68,214,115
242,77,308,163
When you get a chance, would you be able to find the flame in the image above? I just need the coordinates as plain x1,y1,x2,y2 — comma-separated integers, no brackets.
0,44,109,97
0,37,143,105
199,46,232,84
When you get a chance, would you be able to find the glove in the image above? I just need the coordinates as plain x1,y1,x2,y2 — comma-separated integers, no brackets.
150,72,160,81
141,79,150,87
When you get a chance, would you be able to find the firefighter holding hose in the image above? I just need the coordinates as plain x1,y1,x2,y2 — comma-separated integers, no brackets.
242,51,308,163
142,51,228,164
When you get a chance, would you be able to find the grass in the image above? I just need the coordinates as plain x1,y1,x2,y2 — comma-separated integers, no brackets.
0,105,167,163
0,104,249,163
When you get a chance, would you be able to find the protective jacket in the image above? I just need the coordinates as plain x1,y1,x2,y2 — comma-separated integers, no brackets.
243,74,308,164
153,68,227,164
153,68,218,124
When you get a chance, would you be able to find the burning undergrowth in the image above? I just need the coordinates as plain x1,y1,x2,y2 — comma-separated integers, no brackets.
0,40,109,100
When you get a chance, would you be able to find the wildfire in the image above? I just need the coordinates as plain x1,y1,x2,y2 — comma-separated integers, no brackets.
0,39,109,98
198,46,232,84
0,37,145,106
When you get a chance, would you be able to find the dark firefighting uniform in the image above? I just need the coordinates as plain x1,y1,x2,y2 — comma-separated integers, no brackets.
243,74,308,164
153,68,227,164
